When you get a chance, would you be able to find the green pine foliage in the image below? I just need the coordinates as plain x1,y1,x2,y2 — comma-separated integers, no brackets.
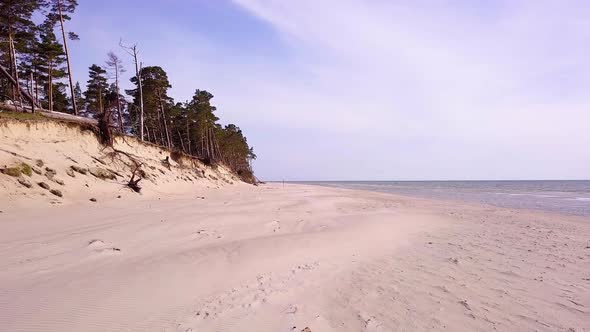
84,64,108,116
35,28,69,112
43,0,79,26
217,124,257,182
126,66,173,147
127,71,256,181
50,82,70,113
0,0,43,102
73,81,84,107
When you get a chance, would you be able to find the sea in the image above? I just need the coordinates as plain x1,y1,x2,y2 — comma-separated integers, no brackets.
293,181,590,218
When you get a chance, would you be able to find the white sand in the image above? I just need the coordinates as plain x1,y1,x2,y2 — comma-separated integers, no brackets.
0,183,588,332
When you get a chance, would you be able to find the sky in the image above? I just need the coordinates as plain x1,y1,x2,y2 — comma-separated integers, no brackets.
64,0,590,181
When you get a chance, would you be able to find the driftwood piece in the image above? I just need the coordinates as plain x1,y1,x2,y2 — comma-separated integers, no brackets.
111,148,144,194
127,165,143,193
162,156,171,170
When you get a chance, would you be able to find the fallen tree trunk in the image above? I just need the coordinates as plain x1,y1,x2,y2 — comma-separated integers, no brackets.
0,102,98,126
42,110,98,125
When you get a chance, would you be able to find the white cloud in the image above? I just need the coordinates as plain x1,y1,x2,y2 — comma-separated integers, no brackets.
65,1,590,180
230,0,590,179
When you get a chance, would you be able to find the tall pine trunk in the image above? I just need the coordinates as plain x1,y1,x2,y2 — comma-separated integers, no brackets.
57,0,77,115
8,33,23,110
157,91,171,149
48,61,53,112
186,119,192,155
133,57,144,140
98,86,103,115
138,62,144,140
6,27,17,102
34,72,39,105
177,128,185,152
114,62,123,132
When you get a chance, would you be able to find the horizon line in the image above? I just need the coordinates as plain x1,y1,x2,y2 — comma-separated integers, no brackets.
268,179,590,182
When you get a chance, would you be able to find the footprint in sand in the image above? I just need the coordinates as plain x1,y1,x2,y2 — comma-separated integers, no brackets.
87,239,121,255
193,230,222,240
87,239,106,248
181,261,320,331
266,220,281,233
358,312,384,330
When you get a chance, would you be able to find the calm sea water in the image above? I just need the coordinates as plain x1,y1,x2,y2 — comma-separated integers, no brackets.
294,181,590,217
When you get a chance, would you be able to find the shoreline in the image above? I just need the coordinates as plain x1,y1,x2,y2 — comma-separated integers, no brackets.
293,181,590,221
1,183,588,331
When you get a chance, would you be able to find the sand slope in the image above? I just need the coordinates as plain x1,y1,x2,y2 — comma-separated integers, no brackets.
0,118,239,209
0,184,589,331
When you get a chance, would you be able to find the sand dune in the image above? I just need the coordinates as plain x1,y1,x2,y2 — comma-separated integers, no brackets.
0,184,588,331
0,118,239,210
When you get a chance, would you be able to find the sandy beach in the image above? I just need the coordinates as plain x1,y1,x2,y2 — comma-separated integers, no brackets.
1,1,588,331
0,183,588,331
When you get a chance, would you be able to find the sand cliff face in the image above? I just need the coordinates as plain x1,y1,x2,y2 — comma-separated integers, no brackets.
0,118,241,208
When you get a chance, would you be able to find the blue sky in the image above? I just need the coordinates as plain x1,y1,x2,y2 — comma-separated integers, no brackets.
64,0,590,180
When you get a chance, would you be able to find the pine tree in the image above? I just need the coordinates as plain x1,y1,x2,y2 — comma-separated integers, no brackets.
0,0,43,104
73,81,84,109
34,27,68,112
42,0,79,114
186,90,223,162
217,124,256,181
51,81,70,113
84,64,108,117
105,51,125,132
127,66,172,147
119,41,144,140
104,82,128,132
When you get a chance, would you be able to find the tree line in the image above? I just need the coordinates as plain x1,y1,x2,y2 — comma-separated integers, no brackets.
0,0,256,182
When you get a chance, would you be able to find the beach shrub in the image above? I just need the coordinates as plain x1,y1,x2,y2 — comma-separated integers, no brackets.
2,167,22,177
0,162,34,177
20,163,33,177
